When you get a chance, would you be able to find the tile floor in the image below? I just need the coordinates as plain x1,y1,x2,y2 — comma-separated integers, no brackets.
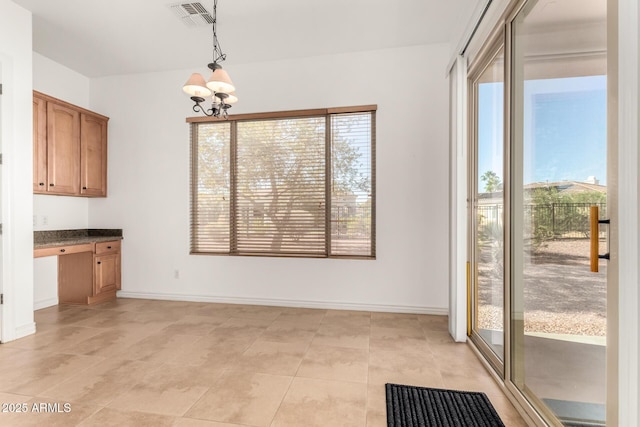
0,299,528,426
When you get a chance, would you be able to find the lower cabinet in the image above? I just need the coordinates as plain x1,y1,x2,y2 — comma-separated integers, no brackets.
39,240,122,305
88,241,121,305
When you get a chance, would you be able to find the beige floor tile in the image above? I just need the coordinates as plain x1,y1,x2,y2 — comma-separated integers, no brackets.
34,307,100,326
297,344,369,383
170,333,254,368
120,332,201,363
72,309,135,329
312,323,370,349
10,300,529,427
368,349,445,388
218,316,274,330
0,349,102,395
232,305,283,321
322,310,371,327
423,329,456,345
370,313,422,330
369,326,431,354
237,340,308,376
0,392,33,403
108,364,222,416
366,383,388,427
162,315,229,336
0,398,100,427
65,327,154,359
485,393,530,427
277,308,327,325
185,371,292,426
4,325,105,353
38,358,156,406
258,320,318,344
416,314,449,331
86,298,156,312
78,407,175,427
193,303,243,318
271,377,367,427
173,418,247,427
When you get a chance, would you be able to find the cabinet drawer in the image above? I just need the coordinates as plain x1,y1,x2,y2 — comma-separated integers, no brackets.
34,243,94,258
95,240,121,255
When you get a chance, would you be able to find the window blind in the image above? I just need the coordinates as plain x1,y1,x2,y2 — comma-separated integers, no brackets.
330,113,375,257
236,117,327,255
191,122,231,253
189,106,376,258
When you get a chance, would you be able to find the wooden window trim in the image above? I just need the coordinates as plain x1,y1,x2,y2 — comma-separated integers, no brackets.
189,106,377,259
186,105,378,123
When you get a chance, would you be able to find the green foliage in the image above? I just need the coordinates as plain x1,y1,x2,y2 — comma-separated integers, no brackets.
480,170,502,193
528,187,607,247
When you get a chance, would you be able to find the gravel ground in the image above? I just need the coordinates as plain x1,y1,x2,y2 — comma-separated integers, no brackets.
477,239,607,336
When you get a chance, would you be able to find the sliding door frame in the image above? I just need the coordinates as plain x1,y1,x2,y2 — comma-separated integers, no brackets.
467,26,507,378
465,0,618,425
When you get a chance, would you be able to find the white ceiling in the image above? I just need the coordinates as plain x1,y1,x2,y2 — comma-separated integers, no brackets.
13,0,476,78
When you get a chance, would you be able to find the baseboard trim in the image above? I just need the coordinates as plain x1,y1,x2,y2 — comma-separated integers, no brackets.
34,297,59,311
15,322,37,340
115,291,448,316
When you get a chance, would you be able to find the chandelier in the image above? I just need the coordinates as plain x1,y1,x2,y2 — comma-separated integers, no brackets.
182,0,237,118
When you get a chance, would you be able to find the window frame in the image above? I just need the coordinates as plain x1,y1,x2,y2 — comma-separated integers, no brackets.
188,105,377,259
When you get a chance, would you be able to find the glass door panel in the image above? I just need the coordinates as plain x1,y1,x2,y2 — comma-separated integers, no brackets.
471,46,505,368
510,1,607,425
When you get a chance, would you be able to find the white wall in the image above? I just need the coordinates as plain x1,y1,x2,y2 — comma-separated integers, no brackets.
89,44,451,313
0,0,34,341
32,52,90,231
33,52,90,108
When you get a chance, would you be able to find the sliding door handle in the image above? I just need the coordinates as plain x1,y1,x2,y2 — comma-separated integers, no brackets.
590,206,609,273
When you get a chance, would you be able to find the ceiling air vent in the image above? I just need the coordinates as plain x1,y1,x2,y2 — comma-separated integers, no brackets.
168,2,214,28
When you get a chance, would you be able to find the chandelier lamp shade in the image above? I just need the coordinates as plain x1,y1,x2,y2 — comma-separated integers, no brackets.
183,0,237,118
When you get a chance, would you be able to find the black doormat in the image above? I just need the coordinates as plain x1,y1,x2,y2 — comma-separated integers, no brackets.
386,383,505,427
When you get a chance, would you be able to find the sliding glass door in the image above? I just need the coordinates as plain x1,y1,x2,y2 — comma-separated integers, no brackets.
510,1,608,425
469,40,506,373
468,0,611,425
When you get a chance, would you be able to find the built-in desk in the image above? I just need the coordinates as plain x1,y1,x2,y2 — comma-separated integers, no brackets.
34,229,122,305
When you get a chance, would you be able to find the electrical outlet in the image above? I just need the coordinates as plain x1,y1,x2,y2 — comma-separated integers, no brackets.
42,216,48,226
174,269,180,279
33,215,37,226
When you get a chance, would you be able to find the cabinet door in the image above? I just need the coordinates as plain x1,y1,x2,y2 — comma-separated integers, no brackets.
80,113,108,197
94,253,121,295
33,96,48,193
47,102,80,195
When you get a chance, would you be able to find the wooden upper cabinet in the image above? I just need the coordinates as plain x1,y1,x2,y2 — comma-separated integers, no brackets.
80,113,108,196
33,91,109,197
33,96,48,193
47,102,81,195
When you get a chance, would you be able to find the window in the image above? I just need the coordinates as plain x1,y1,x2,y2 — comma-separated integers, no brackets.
189,106,376,258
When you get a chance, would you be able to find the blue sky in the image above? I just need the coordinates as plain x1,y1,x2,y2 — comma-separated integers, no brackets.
478,75,607,191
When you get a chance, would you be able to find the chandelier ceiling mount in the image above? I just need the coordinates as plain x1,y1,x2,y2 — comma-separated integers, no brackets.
182,0,237,118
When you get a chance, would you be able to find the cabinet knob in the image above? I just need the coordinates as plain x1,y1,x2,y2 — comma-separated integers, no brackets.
39,183,45,186
60,249,66,253
49,183,54,187
107,246,112,249
97,261,102,265
82,186,87,190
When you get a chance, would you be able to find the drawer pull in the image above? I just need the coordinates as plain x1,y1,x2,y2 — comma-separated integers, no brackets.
97,261,102,265
49,183,54,187
107,246,112,249
39,182,45,186
82,186,87,190
60,249,66,253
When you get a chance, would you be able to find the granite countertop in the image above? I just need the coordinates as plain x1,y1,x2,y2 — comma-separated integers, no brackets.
34,229,123,249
